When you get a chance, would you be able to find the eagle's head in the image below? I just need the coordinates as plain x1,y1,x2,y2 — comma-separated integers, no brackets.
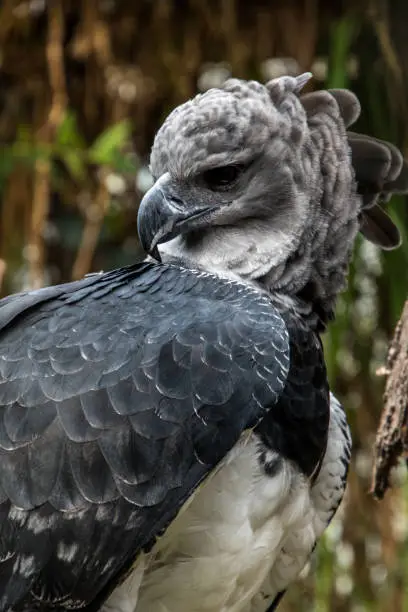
138,74,407,321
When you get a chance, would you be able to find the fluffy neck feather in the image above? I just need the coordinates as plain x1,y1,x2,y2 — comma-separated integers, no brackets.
159,195,360,328
159,217,304,281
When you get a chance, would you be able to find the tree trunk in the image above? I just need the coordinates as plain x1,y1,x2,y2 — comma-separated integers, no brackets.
372,300,408,499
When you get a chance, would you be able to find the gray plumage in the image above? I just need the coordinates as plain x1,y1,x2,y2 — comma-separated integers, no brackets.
141,73,407,323
0,73,406,612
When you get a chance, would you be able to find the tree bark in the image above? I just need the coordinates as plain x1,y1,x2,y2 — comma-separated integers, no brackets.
372,299,408,499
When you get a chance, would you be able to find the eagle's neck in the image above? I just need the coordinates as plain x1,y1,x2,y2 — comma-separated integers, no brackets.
158,220,301,282
157,233,327,332
157,214,354,331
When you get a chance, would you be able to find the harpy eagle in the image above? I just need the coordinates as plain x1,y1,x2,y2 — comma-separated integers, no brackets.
0,74,407,612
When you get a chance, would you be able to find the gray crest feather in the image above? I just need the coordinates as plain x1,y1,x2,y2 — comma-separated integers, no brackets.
147,73,408,321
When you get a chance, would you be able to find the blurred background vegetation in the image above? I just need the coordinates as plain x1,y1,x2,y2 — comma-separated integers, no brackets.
0,1,408,610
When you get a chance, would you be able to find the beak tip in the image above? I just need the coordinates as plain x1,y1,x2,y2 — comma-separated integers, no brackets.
137,184,161,254
137,178,215,255
149,245,162,262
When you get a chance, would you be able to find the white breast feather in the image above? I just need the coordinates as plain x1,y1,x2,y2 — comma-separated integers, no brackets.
103,395,351,612
250,393,351,611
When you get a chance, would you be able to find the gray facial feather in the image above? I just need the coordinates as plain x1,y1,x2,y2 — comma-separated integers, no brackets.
147,74,401,322
150,77,309,180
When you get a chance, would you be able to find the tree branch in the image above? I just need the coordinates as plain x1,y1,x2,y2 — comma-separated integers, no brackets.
371,299,408,499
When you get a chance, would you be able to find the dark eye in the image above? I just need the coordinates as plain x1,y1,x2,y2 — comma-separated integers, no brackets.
202,165,244,190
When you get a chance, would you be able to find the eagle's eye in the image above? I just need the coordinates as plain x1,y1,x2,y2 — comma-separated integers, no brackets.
202,165,244,191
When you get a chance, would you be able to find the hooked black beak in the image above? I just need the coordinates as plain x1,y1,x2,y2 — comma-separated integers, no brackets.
137,174,216,260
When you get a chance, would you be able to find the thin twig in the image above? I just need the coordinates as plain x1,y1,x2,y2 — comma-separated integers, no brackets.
71,174,109,280
29,1,66,289
0,259,6,293
71,3,113,280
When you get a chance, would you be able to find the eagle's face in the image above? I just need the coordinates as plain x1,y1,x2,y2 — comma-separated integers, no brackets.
138,76,314,268
137,73,362,313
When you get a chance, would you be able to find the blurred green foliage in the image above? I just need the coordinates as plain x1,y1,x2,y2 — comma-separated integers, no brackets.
2,114,135,189
0,1,408,611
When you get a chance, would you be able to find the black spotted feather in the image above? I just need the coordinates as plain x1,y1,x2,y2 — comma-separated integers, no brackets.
0,261,290,611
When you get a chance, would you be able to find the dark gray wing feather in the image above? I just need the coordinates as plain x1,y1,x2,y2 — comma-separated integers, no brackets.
0,262,290,611
300,89,408,250
346,130,408,249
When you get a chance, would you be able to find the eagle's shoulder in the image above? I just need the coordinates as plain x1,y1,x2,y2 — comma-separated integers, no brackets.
0,262,291,611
